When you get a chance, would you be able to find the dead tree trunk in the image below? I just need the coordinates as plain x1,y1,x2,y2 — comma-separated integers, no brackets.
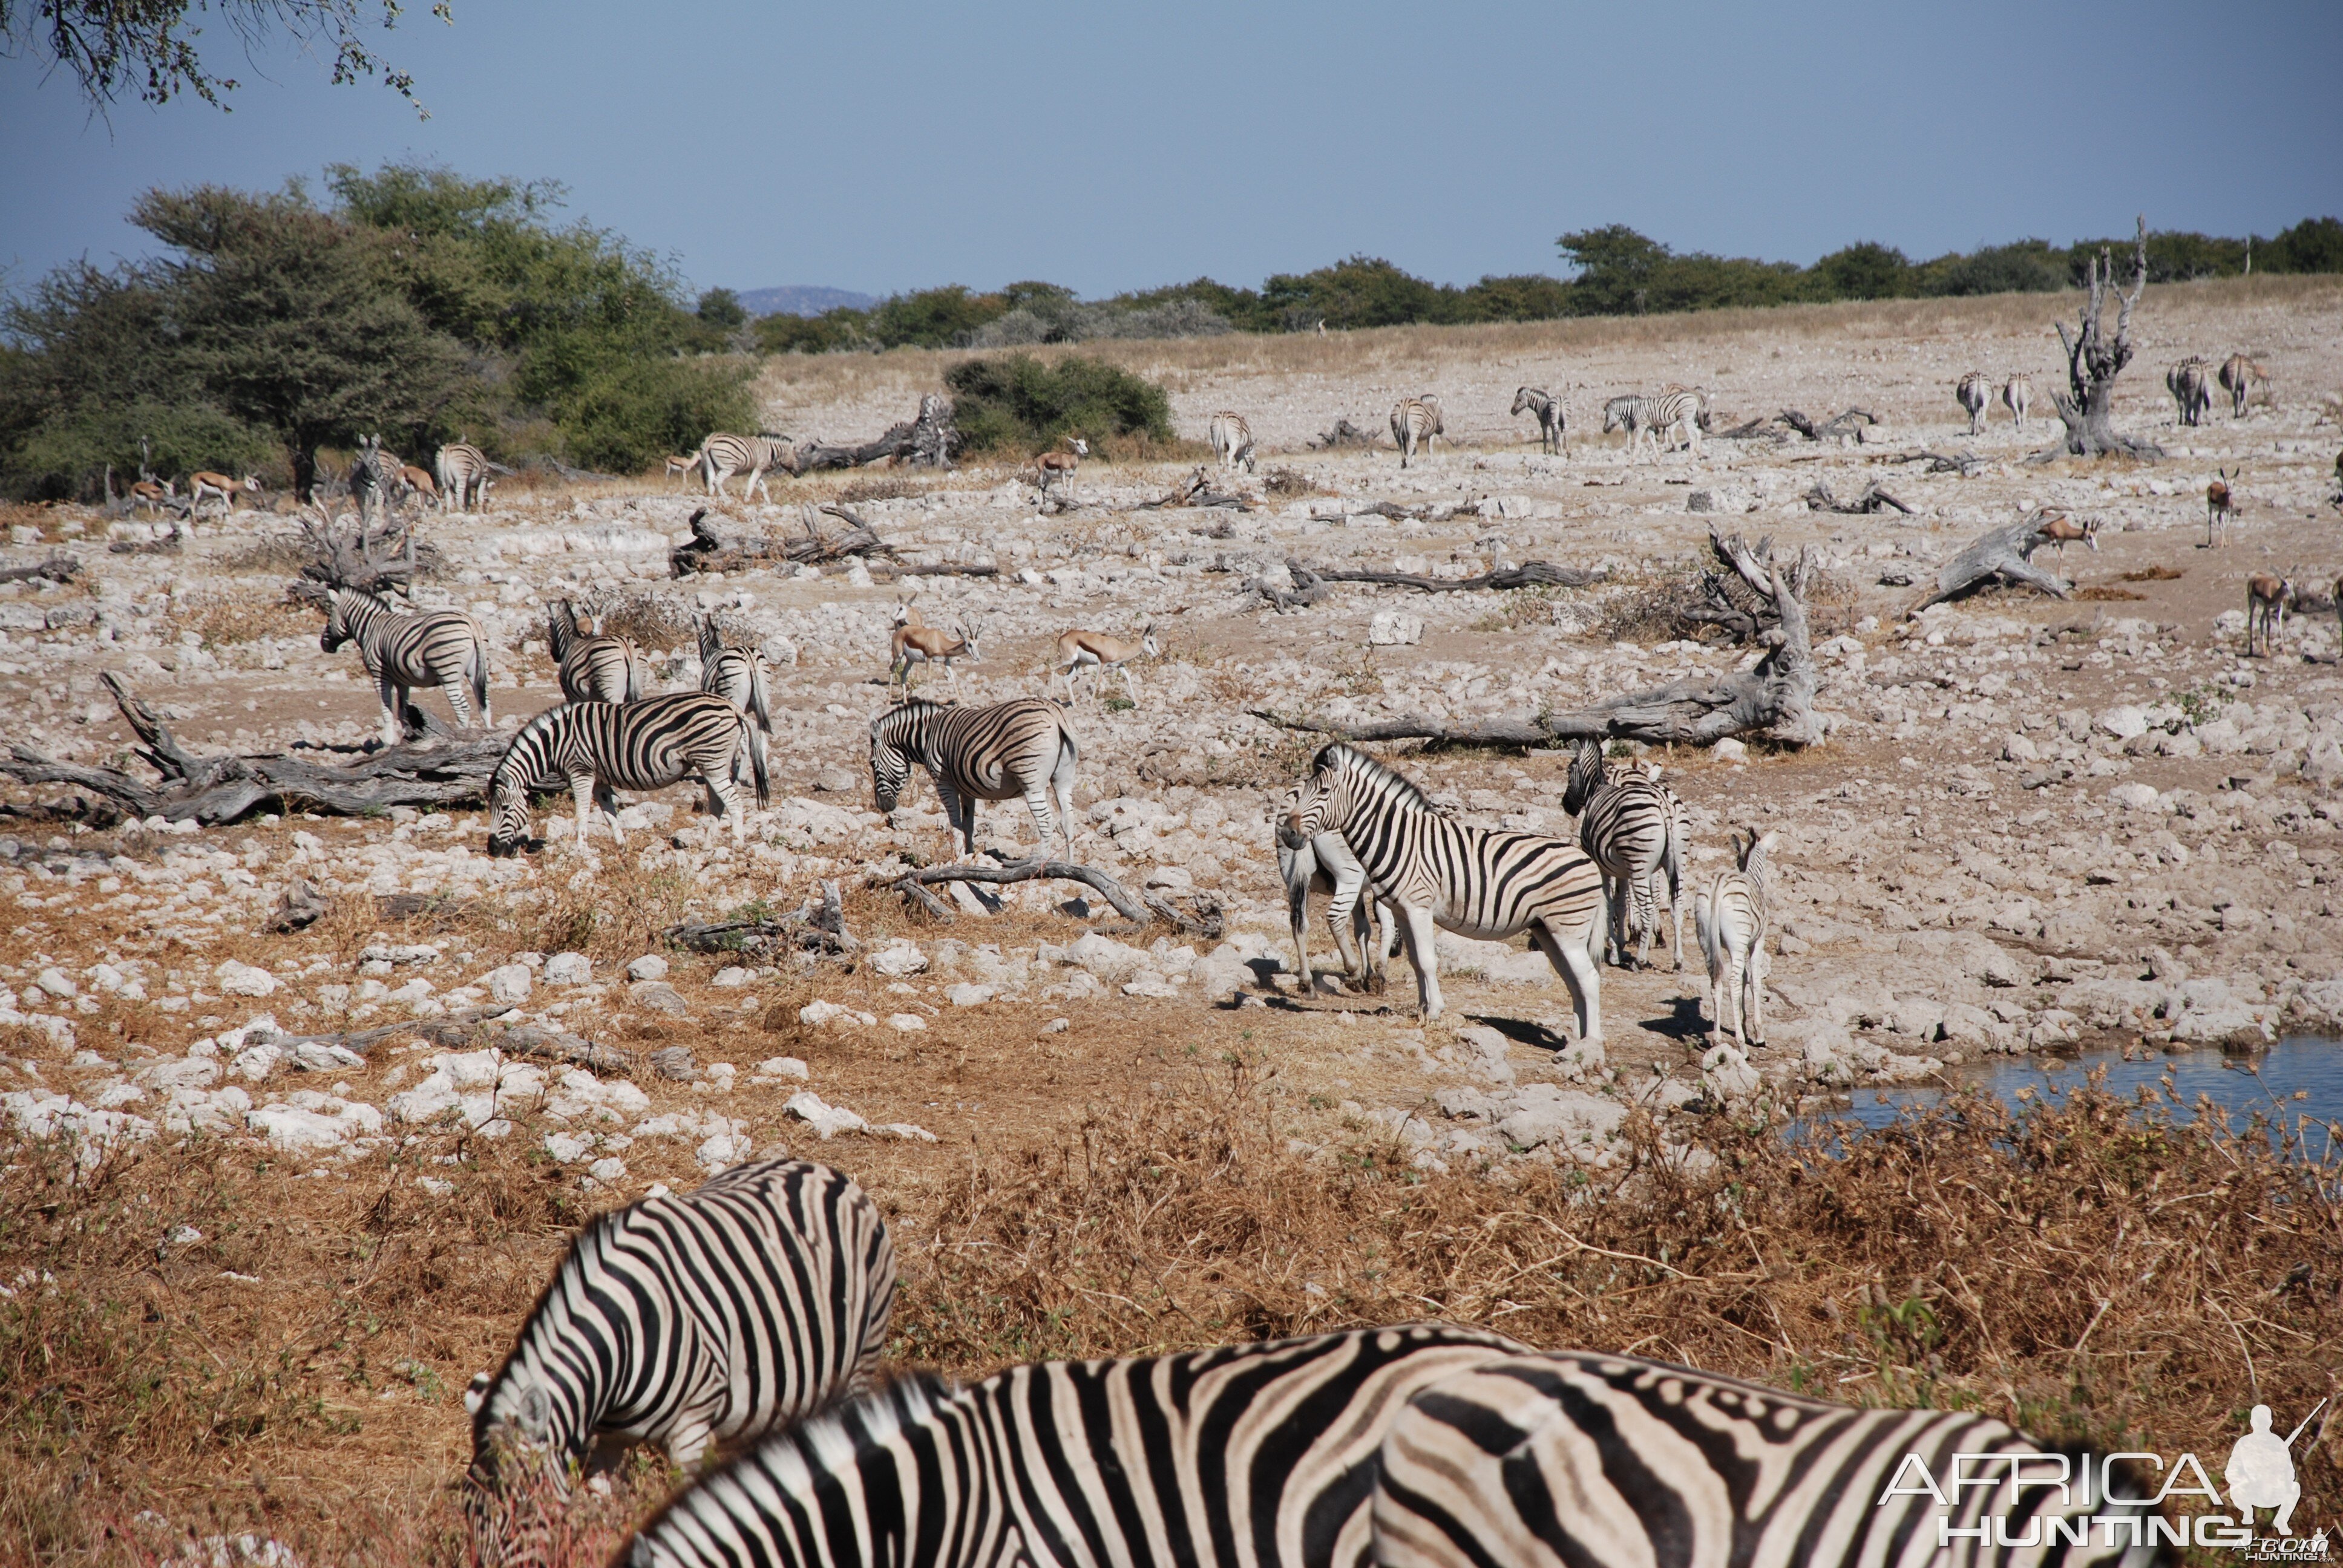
670,505,903,575
793,396,958,472
1295,559,1602,593
1254,527,1820,749
2042,215,2162,460
1909,518,2071,612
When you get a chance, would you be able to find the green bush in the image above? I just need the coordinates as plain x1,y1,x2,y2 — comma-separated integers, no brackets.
557,355,756,474
943,354,1172,455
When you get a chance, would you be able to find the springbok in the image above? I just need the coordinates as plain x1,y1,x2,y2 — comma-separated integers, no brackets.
398,465,440,509
2247,573,2293,657
1034,437,1088,494
128,479,176,515
188,471,261,517
1055,622,1159,705
2032,512,2097,558
663,454,699,486
2207,467,2239,547
891,596,926,631
890,617,981,689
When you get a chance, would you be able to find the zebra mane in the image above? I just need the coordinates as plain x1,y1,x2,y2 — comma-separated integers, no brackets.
1311,743,1438,810
1740,828,1778,881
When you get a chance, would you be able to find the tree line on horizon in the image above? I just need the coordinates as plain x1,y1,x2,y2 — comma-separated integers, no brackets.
755,216,2343,353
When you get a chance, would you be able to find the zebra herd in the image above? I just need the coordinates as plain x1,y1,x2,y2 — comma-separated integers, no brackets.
464,1154,2169,1567
349,436,495,515
2167,353,2270,426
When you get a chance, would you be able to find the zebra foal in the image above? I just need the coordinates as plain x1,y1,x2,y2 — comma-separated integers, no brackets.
869,696,1079,861
1512,385,1567,454
625,1324,1532,1568
547,598,647,705
1370,1350,2165,1568
1565,739,1686,970
303,586,491,744
1285,743,1605,1036
465,1158,894,1568
486,691,767,855
1695,826,1775,1049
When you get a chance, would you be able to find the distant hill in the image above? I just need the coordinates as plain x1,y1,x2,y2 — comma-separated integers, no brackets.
735,285,876,318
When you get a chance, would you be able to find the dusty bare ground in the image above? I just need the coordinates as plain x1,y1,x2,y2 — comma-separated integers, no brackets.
2,278,2339,1560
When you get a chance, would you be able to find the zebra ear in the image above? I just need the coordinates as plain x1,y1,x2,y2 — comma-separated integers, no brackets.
465,1371,491,1416
516,1380,554,1441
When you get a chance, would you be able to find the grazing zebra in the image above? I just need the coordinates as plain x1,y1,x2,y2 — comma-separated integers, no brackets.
2001,373,2033,434
546,599,647,705
2220,352,2268,417
1285,743,1605,1034
309,587,491,745
868,697,1079,861
1604,390,1702,462
1694,826,1775,1049
1391,397,1439,468
2166,358,2212,426
1511,386,1566,454
1955,371,1991,437
1209,410,1257,472
486,691,767,855
697,433,795,502
464,1158,894,1568
625,1323,1532,1568
1277,785,1394,993
1369,1350,2165,1568
1564,739,1686,971
436,441,492,513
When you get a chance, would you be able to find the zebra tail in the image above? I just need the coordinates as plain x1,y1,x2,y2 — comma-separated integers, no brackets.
747,714,771,808
749,665,773,733
470,633,491,723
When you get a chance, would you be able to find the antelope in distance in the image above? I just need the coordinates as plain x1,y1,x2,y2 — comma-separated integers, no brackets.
397,464,440,509
2247,573,2294,657
2032,511,2098,558
663,453,699,486
1034,437,1087,494
891,595,926,631
890,616,981,690
2207,466,2240,547
188,471,262,517
1055,621,1159,706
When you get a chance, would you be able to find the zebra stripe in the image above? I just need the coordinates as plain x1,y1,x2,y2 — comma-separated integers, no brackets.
349,434,399,519
2001,373,2033,434
1370,1351,2162,1568
1956,371,1992,436
465,1158,894,1568
437,442,492,512
1276,783,1394,993
1286,743,1605,1034
1511,387,1565,454
548,599,647,705
868,697,1078,861
487,691,767,855
1603,391,1702,461
698,433,795,502
318,587,491,745
2219,353,2266,418
1210,411,1257,472
1390,399,1440,468
2166,358,2211,426
698,616,775,733
1695,826,1775,1050
1564,740,1686,971
626,1324,1532,1568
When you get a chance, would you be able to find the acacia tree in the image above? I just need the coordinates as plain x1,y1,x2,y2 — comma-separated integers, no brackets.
1,0,445,109
2045,215,2161,459
133,186,467,497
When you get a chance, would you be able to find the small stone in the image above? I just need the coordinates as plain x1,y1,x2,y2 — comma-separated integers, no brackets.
815,765,858,793
886,1013,928,1032
483,964,532,1004
630,981,689,1016
870,941,928,978
710,967,751,987
34,967,77,999
1143,865,1193,892
754,1056,810,1081
2096,705,2149,741
649,1045,699,1080
625,954,669,983
1368,612,1424,647
588,1157,629,1183
2109,782,2160,811
1040,1017,1070,1035
1712,737,1748,764
543,952,592,986
215,961,277,998
785,1089,869,1138
945,983,997,1007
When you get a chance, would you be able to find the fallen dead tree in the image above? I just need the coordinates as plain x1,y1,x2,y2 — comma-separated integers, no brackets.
0,673,517,825
669,880,860,959
0,554,81,586
1909,518,2073,613
1890,448,1993,479
240,1004,634,1076
879,856,1162,927
670,504,903,576
1803,480,1912,515
1777,408,1878,443
1254,526,1819,748
1298,558,1601,593
793,394,957,471
1137,468,1253,511
1309,418,1381,450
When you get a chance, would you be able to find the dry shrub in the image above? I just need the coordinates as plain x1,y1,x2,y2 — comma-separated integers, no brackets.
511,843,693,961
168,590,307,649
835,473,937,505
1261,468,1314,498
1594,577,1713,643
2075,584,2148,602
590,590,700,655
897,1059,2339,1511
2122,564,2185,583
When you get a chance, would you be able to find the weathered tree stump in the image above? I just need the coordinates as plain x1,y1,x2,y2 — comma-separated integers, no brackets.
2040,215,2163,461
1909,518,2071,612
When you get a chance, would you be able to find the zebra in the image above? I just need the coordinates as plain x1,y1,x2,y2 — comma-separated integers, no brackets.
698,616,775,795
1511,386,1566,454
1564,739,1686,971
310,587,491,745
436,442,492,513
1956,371,1991,437
1391,397,1439,468
546,599,647,705
1285,743,1605,1035
486,691,767,855
697,433,795,502
1277,783,1395,994
2166,358,2212,426
868,697,1079,861
2001,373,2033,434
1694,826,1775,1050
1368,1350,2165,1568
623,1323,1532,1568
464,1158,895,1568
349,434,397,521
1209,411,1257,472
1604,391,1702,462
2220,352,2268,418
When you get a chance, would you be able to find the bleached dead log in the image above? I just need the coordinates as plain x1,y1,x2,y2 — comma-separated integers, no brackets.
883,856,1151,924
1138,468,1253,511
793,396,958,471
670,505,903,576
1890,448,1993,478
1909,519,2071,613
1309,418,1381,450
1299,558,1601,593
1777,408,1878,442
1804,480,1912,515
0,555,82,586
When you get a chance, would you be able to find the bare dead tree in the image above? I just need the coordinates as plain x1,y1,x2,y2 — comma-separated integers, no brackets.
1908,518,2073,613
792,395,959,472
289,507,435,593
2042,215,2162,460
1804,480,1912,515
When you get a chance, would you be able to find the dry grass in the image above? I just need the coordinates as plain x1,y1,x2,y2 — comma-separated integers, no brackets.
2123,564,2187,583
588,590,701,657
166,589,308,650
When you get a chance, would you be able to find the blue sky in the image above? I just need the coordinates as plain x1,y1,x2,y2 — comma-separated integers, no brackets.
3,1,2338,302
